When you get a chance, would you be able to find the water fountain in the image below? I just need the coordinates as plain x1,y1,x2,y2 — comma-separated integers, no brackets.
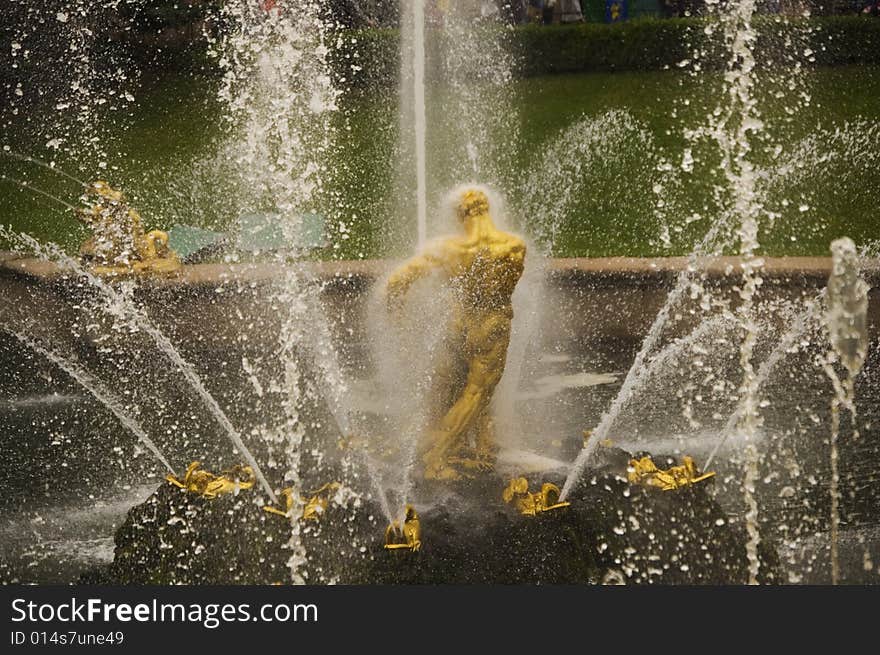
823,237,870,584
0,0,878,585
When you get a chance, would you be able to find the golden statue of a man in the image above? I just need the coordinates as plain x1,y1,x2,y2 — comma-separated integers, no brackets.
386,188,526,480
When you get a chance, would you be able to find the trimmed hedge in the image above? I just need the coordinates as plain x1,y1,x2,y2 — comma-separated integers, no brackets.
807,15,880,66
336,16,880,88
515,18,697,75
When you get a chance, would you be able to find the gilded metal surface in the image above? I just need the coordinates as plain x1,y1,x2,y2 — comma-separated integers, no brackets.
386,188,526,480
300,482,341,521
262,482,341,521
583,429,613,448
262,488,294,519
384,505,421,552
626,455,716,491
77,180,180,275
502,477,570,516
166,461,255,498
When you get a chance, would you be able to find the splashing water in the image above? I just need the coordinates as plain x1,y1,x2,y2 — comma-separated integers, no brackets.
518,110,657,252
0,227,276,501
705,291,826,469
589,315,733,448
823,237,870,584
213,0,342,582
4,329,173,474
560,214,734,500
2,2,138,177
1,0,877,588
436,1,515,186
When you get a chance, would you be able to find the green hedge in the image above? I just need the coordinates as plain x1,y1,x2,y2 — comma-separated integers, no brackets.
335,16,880,88
66,13,880,84
515,18,697,75
806,16,880,66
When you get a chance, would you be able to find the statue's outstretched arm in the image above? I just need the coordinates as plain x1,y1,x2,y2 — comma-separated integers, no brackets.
385,246,446,308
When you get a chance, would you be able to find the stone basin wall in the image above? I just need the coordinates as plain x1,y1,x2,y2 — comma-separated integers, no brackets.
2,252,878,360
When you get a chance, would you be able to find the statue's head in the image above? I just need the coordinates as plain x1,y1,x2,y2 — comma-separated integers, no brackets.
456,188,489,223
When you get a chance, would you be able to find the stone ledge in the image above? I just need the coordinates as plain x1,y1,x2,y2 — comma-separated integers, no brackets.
1,251,878,289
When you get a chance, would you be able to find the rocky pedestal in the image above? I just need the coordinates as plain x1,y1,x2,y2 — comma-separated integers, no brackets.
85,451,779,585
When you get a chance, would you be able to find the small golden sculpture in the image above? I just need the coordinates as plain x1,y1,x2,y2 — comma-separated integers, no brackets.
262,482,341,521
166,461,255,498
77,180,180,275
626,455,715,491
384,505,421,552
583,429,613,448
502,477,570,516
386,188,526,480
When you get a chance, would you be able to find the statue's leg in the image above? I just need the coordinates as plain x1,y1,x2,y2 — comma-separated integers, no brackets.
428,337,466,423
469,315,510,465
423,333,508,478
418,336,466,457
473,412,497,463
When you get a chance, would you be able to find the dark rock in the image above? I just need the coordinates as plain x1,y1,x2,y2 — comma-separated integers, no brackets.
107,483,292,584
565,472,780,584
99,456,779,584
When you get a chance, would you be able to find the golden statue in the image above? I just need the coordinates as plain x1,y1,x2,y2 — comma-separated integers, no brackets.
167,461,255,499
626,455,716,491
384,505,422,552
77,180,180,275
386,187,526,480
502,477,570,516
262,482,342,522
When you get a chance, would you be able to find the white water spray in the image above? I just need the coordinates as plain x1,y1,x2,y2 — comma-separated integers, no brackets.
717,0,765,585
1,228,276,502
412,0,427,247
213,0,342,582
705,293,826,469
823,237,869,584
7,329,173,474
560,218,731,500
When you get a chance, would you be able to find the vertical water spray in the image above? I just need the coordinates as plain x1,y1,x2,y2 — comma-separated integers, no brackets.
413,0,427,247
398,0,428,247
397,0,515,249
214,0,339,583
823,237,869,584
711,0,765,585
435,2,515,186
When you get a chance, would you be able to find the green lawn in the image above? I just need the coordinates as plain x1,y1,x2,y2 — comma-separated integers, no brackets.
2,65,878,259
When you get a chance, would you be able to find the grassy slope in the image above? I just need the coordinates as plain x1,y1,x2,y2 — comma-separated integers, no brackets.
2,66,878,258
